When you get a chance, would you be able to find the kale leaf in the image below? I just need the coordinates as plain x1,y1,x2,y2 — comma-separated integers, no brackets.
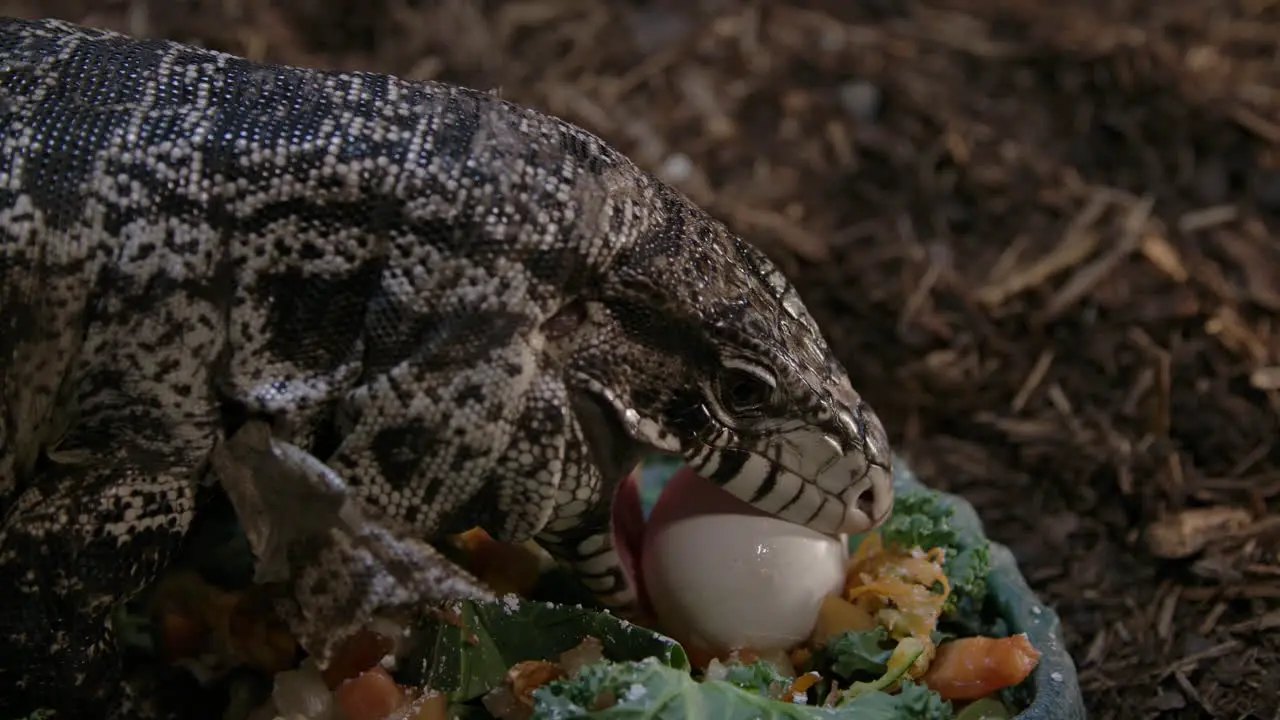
822,627,895,679
533,657,952,720
876,491,992,617
718,659,795,697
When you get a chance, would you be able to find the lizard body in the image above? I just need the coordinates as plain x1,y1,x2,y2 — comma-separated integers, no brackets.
0,17,893,718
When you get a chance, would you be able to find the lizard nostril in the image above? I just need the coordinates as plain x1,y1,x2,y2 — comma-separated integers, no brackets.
855,487,878,521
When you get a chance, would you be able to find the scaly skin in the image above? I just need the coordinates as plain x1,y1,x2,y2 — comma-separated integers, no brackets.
0,17,894,718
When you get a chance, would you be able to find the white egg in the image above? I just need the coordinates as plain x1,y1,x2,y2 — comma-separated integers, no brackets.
639,468,849,654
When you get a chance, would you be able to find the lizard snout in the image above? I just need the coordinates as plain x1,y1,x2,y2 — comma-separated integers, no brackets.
798,436,893,537
686,427,895,538
827,396,894,535
836,459,894,535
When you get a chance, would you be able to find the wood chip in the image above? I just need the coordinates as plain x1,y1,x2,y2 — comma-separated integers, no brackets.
1144,507,1255,559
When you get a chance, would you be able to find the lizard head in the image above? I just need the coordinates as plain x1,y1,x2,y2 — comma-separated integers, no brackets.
564,184,893,539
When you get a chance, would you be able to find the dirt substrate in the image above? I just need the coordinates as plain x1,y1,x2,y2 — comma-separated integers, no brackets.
7,1,1280,717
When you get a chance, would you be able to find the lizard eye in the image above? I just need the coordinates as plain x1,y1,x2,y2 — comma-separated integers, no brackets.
717,367,774,416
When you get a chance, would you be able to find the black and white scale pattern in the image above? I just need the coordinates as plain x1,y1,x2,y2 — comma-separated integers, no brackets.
0,16,893,718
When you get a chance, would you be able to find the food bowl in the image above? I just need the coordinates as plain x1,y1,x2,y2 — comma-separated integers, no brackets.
635,453,1086,720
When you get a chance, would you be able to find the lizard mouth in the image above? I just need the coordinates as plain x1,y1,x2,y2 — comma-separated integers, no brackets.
566,389,660,617
609,465,658,621
606,455,886,628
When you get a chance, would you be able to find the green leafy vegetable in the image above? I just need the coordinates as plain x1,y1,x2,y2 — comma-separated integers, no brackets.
822,627,894,679
878,492,958,550
404,597,687,703
390,475,1009,719
834,680,954,719
874,491,992,616
532,657,952,720
717,660,794,698
836,637,925,702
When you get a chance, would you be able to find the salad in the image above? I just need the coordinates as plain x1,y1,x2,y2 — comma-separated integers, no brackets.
100,459,1041,720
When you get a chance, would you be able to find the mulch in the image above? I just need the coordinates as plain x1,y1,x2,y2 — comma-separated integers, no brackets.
10,0,1280,717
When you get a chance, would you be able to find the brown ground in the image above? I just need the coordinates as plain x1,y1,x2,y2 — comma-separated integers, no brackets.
6,1,1280,717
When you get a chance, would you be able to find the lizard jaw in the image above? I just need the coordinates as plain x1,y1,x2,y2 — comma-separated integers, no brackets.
682,434,894,539
570,391,649,492
570,387,894,538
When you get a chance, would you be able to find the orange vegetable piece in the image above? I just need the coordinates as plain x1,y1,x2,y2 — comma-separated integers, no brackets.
335,666,408,720
157,609,208,663
412,691,449,720
810,594,877,646
784,671,821,702
322,629,397,689
450,528,544,596
506,660,566,706
921,634,1042,701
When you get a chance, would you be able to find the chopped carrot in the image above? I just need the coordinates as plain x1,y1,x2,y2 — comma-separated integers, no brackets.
335,666,408,720
784,671,822,702
921,634,1042,701
840,533,951,644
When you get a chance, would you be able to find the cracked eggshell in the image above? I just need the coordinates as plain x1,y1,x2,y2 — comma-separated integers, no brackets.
639,466,849,655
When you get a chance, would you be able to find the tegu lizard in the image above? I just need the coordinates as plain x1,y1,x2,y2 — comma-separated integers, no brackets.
0,16,894,718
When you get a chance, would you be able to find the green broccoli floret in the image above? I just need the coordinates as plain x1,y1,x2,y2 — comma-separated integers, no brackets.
875,491,992,618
